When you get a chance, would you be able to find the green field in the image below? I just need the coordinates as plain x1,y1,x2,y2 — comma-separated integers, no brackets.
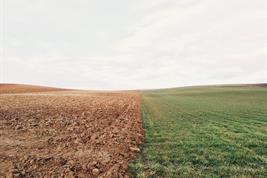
129,85,267,178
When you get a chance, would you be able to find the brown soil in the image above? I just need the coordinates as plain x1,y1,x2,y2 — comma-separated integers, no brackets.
0,84,67,93
0,89,143,177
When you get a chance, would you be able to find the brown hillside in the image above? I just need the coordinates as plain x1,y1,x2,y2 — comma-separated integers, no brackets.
0,84,67,94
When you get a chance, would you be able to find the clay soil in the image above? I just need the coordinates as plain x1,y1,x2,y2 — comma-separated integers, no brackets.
0,85,143,178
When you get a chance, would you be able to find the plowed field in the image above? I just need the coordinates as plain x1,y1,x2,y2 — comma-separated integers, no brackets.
0,86,143,177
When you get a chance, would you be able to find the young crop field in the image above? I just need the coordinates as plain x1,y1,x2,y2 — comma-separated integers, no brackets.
129,85,267,178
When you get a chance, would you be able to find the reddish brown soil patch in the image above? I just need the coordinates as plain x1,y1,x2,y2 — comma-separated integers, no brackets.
0,91,143,177
0,84,67,93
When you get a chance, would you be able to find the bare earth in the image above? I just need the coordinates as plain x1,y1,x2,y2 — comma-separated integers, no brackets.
0,85,143,177
0,84,67,94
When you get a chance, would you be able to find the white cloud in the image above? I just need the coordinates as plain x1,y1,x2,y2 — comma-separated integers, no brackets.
1,0,266,89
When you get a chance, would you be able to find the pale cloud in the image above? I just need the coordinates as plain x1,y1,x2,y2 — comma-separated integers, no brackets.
1,0,266,90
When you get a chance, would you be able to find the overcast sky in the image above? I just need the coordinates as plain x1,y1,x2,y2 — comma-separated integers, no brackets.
0,0,266,90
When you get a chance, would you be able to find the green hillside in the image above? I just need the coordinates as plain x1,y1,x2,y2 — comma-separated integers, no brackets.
130,85,267,178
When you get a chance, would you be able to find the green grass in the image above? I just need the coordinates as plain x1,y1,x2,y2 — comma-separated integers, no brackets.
129,85,267,178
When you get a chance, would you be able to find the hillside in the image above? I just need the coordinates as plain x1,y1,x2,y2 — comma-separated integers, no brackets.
0,84,67,94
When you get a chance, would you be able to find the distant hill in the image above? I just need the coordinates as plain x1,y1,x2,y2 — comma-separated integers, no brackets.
249,83,267,87
1,83,266,94
0,84,68,94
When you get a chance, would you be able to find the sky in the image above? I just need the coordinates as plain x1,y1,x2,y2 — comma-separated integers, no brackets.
0,0,266,90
